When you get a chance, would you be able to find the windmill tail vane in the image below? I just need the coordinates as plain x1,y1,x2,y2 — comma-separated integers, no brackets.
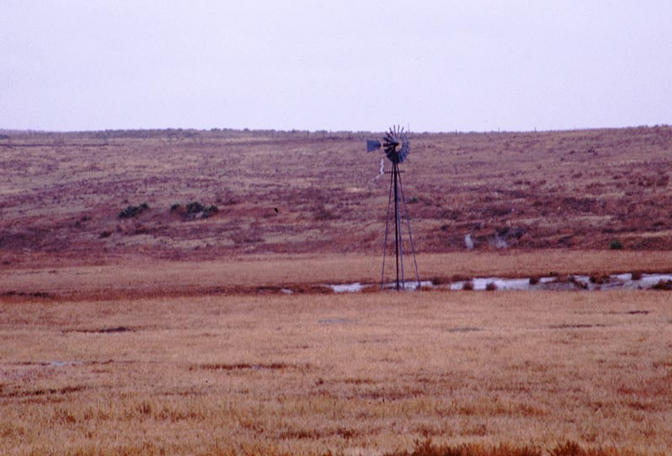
367,139,382,152
365,125,420,290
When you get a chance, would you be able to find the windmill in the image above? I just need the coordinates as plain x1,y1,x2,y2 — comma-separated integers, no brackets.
367,126,420,290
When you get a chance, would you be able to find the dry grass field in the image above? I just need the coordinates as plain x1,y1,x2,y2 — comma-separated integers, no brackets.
1,127,672,454
1,291,671,455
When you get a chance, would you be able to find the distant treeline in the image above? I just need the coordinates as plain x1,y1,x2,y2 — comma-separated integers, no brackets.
2,125,671,143
0,128,380,141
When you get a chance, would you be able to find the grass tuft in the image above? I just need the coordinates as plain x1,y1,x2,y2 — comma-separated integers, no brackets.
385,438,542,456
385,439,652,456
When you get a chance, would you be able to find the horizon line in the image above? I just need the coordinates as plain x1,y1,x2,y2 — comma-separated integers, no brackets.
1,123,670,137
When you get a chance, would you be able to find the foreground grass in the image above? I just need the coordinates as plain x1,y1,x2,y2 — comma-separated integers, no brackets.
1,291,671,455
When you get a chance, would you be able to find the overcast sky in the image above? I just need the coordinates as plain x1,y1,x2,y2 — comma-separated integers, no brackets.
2,1,671,132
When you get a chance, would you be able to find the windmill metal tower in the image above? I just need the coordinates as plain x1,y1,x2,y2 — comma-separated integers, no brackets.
367,126,420,290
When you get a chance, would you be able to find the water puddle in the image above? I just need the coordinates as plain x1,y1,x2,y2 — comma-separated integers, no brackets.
14,360,84,367
330,283,366,293
327,273,672,293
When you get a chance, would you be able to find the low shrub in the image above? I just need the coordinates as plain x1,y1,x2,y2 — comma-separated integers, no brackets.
451,274,471,282
118,203,149,219
569,276,588,290
313,203,336,220
428,276,451,286
202,205,219,218
589,274,610,285
173,201,219,220
652,279,672,290
609,240,623,250
185,201,205,215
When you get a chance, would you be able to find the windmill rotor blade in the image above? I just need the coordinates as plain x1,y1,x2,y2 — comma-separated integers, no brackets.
398,142,410,163
399,130,410,162
372,125,411,164
384,131,398,144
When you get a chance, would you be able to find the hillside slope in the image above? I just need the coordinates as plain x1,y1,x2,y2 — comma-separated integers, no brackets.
1,126,671,267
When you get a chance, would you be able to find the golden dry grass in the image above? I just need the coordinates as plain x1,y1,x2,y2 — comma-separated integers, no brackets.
2,290,670,455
